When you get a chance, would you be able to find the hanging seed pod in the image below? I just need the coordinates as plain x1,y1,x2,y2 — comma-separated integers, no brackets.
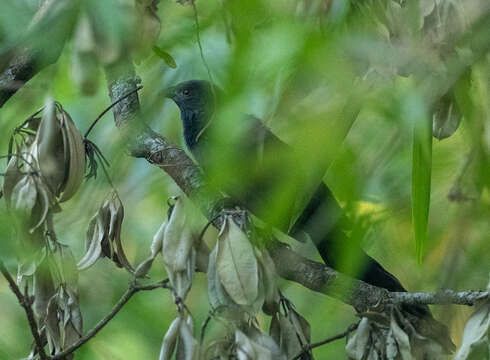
216,216,259,307
162,196,204,299
32,99,86,202
134,219,166,278
159,316,182,360
77,191,133,272
176,316,199,360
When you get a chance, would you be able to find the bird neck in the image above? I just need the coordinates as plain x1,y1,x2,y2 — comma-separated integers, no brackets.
182,109,210,150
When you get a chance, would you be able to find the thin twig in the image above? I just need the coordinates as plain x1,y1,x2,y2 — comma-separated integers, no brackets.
191,1,214,86
84,85,143,138
50,279,169,360
292,323,359,360
0,260,48,360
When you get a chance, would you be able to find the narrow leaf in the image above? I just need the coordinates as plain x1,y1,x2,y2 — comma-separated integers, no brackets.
411,99,432,263
152,46,177,68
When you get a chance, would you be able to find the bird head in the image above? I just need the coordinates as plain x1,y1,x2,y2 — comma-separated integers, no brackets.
164,80,215,149
164,80,214,113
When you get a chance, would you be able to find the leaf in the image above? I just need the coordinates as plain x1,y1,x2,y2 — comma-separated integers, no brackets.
207,246,237,310
454,293,490,360
432,93,462,140
11,175,37,216
108,193,134,272
346,318,372,359
151,220,166,258
152,46,177,68
134,257,155,278
178,318,199,360
216,216,259,306
235,330,257,360
3,155,23,207
256,248,279,315
72,12,99,95
30,176,52,232
411,101,432,263
159,317,181,360
389,315,412,360
77,212,104,270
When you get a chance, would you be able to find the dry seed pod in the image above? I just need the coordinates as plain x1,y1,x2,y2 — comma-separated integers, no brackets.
256,248,280,315
162,196,204,299
134,219,166,278
33,100,86,202
216,216,259,306
159,317,181,360
77,191,133,272
162,197,198,273
176,317,199,360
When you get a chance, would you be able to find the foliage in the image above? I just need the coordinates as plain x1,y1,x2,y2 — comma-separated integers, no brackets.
0,0,488,359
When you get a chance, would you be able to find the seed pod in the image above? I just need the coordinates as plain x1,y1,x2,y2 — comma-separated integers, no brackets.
216,216,259,306
33,100,86,202
159,317,181,360
77,191,133,272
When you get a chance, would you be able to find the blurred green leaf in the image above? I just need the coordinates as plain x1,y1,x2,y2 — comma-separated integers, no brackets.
152,46,177,68
412,108,432,264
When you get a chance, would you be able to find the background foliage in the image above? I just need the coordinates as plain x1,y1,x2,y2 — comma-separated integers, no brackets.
0,0,488,358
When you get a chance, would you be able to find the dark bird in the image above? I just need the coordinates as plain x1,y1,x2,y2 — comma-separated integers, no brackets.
164,79,454,352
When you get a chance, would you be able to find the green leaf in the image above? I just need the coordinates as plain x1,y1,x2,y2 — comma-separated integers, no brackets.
152,46,177,68
412,103,432,263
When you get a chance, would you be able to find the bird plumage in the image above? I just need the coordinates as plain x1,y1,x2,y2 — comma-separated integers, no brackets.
165,79,455,353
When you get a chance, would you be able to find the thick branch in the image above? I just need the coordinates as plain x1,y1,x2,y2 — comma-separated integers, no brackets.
0,0,77,107
50,279,170,360
0,260,48,360
268,242,488,308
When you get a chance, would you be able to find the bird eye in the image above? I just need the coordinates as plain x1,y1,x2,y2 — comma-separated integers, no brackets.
183,89,190,96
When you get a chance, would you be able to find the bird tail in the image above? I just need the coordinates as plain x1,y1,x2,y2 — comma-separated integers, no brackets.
289,182,455,353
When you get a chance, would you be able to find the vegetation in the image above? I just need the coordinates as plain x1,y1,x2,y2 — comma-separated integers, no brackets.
0,0,488,359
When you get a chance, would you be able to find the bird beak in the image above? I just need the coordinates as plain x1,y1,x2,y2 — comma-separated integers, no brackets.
163,85,177,99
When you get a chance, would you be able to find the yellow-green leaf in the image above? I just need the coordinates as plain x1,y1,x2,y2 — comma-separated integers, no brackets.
152,46,177,68
411,99,432,263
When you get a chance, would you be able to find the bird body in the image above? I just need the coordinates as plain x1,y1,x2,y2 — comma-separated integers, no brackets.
165,79,454,352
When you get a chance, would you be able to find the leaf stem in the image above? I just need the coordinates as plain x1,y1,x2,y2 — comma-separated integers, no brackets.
84,86,143,138
292,322,359,360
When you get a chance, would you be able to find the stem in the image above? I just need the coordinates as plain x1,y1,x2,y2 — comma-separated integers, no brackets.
84,86,143,138
0,261,48,360
292,323,359,360
51,279,169,359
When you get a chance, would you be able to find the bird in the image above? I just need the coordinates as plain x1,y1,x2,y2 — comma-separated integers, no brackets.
164,79,455,352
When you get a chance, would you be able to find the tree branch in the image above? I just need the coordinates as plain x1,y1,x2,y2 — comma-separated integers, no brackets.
0,0,77,108
0,260,48,360
50,279,170,360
